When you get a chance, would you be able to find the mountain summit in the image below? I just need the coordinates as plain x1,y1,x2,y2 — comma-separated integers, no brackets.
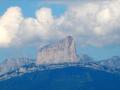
36,36,78,64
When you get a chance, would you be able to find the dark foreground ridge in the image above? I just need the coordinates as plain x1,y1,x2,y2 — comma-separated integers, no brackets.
0,65,120,90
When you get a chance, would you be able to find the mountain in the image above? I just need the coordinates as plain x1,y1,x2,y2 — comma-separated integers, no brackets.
0,58,35,75
0,36,91,77
98,56,120,71
0,36,120,90
36,36,78,65
0,66,120,90
0,36,120,77
79,54,93,64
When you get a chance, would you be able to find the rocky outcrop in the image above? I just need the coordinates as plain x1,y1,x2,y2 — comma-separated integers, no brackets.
36,36,78,64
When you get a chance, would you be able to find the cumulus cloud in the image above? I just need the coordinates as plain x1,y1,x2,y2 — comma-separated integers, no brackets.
0,7,23,47
0,7,57,47
57,1,120,46
16,7,61,46
36,8,54,26
0,0,120,48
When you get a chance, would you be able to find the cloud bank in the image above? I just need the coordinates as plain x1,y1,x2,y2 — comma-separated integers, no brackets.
0,0,120,48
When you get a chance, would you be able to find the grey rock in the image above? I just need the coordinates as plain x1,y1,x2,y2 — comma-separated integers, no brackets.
36,36,78,64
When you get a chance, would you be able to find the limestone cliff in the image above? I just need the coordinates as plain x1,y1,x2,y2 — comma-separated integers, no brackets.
36,36,78,64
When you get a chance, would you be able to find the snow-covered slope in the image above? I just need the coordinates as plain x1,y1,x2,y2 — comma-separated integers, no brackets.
0,58,34,75
98,56,120,70
36,36,78,64
1,60,120,81
0,64,120,90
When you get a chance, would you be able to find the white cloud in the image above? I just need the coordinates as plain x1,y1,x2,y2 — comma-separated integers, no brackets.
0,0,120,48
57,1,120,46
0,7,56,47
36,7,54,26
0,7,23,47
16,8,57,46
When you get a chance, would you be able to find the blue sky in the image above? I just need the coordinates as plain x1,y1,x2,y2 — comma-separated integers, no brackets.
0,0,120,62
0,0,66,17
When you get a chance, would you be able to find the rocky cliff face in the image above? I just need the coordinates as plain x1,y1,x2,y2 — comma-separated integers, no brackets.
36,36,78,64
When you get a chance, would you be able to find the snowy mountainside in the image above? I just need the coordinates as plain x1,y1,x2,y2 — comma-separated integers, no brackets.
0,58,35,75
0,65,120,90
98,56,120,71
0,60,120,81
